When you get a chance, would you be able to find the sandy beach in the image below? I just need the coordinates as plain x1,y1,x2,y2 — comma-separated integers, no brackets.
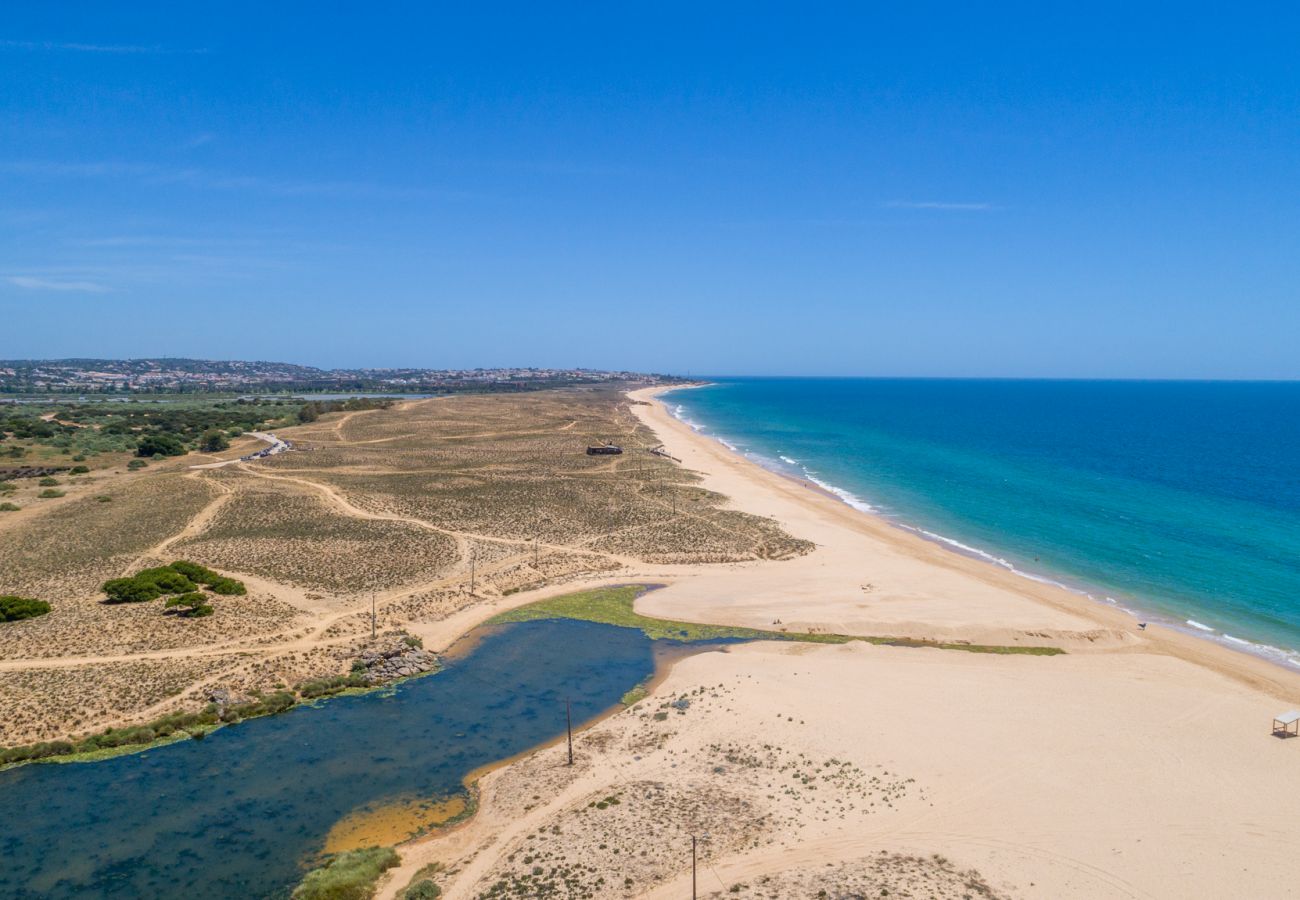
380,386,1300,900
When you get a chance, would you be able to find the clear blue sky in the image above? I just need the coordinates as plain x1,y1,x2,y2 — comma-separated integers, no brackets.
3,4,1298,378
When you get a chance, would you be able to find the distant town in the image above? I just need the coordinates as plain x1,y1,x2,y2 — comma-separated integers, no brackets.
0,358,687,395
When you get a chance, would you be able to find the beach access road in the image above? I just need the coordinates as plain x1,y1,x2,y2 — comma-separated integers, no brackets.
189,431,289,469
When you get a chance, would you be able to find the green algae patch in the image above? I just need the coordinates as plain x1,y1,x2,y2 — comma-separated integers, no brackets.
488,584,1065,656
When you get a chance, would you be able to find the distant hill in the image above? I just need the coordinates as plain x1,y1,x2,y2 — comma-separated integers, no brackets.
0,358,682,394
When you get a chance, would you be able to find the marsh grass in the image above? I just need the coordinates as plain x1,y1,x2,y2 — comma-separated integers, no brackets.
291,846,401,900
489,585,1065,656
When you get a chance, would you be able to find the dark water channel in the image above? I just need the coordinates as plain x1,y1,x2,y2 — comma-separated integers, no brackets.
0,619,679,899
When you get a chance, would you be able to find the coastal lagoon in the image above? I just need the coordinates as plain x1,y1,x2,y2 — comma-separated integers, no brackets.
669,378,1300,665
0,619,674,899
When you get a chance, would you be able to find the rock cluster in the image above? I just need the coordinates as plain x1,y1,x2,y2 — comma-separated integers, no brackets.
356,641,440,684
206,687,243,709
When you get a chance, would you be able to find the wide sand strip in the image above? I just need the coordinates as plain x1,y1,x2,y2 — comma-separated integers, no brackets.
382,387,1300,900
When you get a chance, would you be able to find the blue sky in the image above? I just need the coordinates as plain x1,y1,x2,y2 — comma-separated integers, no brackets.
3,4,1298,377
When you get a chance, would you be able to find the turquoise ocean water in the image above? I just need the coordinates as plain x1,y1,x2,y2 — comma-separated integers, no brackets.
666,379,1300,666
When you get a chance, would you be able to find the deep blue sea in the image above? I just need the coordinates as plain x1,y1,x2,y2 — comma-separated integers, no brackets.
666,379,1300,665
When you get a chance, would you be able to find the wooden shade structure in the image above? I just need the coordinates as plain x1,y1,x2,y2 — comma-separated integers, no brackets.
1272,710,1300,737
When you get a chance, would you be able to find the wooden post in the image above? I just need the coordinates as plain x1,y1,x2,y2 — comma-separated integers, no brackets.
566,698,573,765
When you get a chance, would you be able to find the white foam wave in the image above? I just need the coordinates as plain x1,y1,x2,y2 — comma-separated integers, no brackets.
802,472,876,513
670,404,706,433
662,391,1300,672
897,524,1077,592
1217,634,1300,668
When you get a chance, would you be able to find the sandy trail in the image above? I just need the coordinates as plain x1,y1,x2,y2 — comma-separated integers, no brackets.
232,462,644,569
122,471,233,572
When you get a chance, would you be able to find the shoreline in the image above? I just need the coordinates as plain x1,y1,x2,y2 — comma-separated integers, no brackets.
653,383,1300,681
630,385,1300,703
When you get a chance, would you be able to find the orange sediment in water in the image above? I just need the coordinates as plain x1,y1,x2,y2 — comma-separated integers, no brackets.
323,793,469,853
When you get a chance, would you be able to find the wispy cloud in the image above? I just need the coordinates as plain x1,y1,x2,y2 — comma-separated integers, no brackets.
0,160,154,178
7,275,111,293
883,200,999,211
0,39,205,54
0,158,461,201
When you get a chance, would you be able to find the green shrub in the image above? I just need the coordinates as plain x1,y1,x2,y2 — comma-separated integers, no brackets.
169,561,245,595
101,577,162,604
164,593,214,617
101,562,242,610
95,495,112,503
0,596,51,622
38,477,59,486
37,488,65,499
401,880,441,900
169,560,219,583
126,459,148,470
199,429,230,453
296,674,367,699
208,576,247,596
0,740,73,764
136,433,186,458
291,847,401,900
133,566,197,594
0,482,15,493
69,465,90,474
0,502,18,512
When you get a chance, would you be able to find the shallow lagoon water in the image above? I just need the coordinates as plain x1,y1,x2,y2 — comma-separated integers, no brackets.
0,619,670,899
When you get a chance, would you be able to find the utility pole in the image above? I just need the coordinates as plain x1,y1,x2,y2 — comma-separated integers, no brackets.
691,834,697,899
565,698,574,765
370,592,376,639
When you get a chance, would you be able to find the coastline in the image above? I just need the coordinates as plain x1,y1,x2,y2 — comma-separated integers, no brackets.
377,385,1300,900
645,383,1300,694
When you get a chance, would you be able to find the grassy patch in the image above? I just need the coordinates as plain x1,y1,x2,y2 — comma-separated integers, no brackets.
488,586,774,642
488,585,1065,656
398,863,444,900
292,846,400,900
620,679,651,707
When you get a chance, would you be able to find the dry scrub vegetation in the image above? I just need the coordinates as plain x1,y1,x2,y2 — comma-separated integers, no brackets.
176,483,459,593
699,853,1008,899
0,388,811,746
409,672,1009,900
